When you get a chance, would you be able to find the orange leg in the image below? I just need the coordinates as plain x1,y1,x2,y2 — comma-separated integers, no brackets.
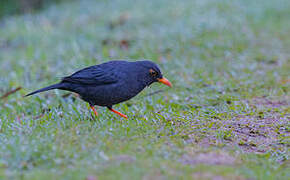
108,108,128,119
90,106,98,116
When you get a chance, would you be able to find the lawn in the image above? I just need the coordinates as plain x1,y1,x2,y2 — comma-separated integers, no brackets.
0,0,289,179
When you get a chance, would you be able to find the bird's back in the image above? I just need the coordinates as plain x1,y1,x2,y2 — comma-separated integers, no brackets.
60,61,147,106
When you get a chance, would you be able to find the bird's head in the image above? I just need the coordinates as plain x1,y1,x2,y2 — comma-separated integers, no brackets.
135,60,172,88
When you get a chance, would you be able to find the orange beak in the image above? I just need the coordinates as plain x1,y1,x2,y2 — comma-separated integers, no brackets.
157,77,172,87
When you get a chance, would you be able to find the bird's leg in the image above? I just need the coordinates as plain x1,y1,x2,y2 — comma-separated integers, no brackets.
90,106,98,116
108,107,128,119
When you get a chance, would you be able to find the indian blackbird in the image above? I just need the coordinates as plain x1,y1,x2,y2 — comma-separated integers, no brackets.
25,60,172,118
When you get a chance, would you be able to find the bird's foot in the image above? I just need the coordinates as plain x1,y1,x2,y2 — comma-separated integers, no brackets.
109,108,128,119
90,106,98,116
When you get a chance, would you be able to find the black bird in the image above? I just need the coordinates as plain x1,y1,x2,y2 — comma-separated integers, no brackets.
25,60,172,118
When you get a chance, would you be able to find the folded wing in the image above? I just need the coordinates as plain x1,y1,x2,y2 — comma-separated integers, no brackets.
61,64,118,85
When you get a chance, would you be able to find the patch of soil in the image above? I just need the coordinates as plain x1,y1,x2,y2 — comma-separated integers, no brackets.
192,172,248,180
142,170,166,180
86,175,98,180
187,97,289,158
252,97,289,108
180,151,236,166
224,115,289,153
224,97,290,154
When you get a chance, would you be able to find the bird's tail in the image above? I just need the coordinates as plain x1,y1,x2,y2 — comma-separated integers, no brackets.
25,83,63,97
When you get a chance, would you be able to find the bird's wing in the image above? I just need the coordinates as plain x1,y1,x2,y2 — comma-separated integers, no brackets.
61,65,119,85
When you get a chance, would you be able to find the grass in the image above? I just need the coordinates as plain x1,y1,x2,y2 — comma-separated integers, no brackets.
0,0,289,179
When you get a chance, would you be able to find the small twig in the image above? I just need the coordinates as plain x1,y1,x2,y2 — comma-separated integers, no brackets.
0,86,22,99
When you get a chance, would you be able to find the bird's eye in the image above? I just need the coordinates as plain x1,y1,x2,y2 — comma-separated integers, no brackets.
149,69,158,77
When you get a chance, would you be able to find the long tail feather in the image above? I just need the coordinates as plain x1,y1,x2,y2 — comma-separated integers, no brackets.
25,83,63,97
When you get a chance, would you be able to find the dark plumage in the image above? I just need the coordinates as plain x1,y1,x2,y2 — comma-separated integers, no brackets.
26,60,172,118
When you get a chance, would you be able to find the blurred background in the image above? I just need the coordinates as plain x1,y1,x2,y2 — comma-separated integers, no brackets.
0,0,64,18
0,0,289,179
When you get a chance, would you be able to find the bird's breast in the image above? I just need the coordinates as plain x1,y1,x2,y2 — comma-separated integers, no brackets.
82,80,146,106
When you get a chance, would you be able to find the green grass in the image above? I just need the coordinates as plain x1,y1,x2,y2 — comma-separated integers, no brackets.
0,0,289,179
